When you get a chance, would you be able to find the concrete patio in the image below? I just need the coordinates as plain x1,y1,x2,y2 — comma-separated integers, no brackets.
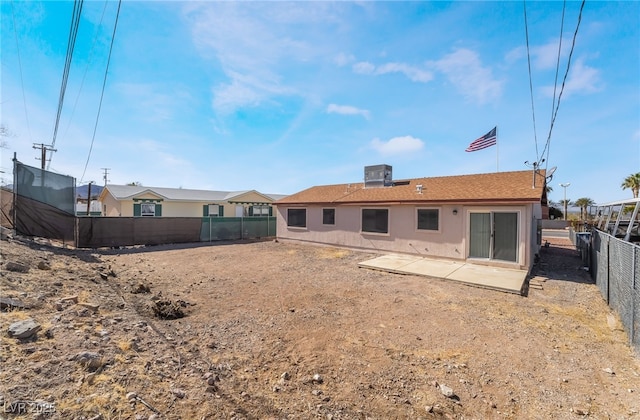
358,254,527,294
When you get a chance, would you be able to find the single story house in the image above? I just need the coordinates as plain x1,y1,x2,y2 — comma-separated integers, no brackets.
275,165,547,272
99,185,286,218
75,199,102,216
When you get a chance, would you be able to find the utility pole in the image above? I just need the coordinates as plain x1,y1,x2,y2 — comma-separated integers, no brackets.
86,181,93,215
560,182,571,221
32,143,57,170
101,168,110,186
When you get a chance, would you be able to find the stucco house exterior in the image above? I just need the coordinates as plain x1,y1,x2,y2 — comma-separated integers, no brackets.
275,166,547,272
99,185,286,218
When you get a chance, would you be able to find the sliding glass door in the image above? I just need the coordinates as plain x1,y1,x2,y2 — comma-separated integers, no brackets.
469,211,518,263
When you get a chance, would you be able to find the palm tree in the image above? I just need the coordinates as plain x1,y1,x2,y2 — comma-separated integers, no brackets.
574,197,595,221
621,173,640,198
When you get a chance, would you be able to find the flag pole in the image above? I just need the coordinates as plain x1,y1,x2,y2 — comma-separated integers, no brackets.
496,126,499,172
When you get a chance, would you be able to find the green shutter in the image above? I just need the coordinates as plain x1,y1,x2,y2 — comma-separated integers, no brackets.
248,206,254,216
269,206,273,216
203,204,209,216
155,204,162,217
133,203,141,217
219,205,224,217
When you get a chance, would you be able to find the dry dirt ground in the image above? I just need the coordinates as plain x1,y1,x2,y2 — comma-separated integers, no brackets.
1,234,639,420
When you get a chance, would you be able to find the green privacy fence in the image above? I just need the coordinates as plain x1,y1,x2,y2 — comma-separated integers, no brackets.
12,161,278,248
200,216,277,241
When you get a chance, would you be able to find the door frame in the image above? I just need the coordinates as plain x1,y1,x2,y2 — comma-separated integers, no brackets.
468,208,521,264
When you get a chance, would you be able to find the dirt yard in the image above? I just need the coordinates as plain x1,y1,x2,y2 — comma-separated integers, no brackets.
1,234,639,419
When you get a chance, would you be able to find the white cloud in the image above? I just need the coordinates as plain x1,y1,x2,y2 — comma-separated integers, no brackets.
431,48,502,104
187,5,293,114
353,61,376,75
352,61,433,83
116,82,191,123
326,104,370,119
541,58,602,97
183,2,340,115
505,46,525,65
213,82,262,114
370,136,424,155
533,38,570,70
334,52,355,67
376,62,433,83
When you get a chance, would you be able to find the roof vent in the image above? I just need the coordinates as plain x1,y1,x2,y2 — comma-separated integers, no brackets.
364,164,392,188
416,184,423,194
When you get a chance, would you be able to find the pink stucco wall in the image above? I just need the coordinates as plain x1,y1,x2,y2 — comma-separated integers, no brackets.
276,204,537,270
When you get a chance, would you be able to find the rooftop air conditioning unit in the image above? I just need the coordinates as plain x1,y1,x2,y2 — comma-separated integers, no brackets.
364,164,392,188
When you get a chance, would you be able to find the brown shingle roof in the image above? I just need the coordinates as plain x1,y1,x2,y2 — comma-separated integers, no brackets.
276,170,545,205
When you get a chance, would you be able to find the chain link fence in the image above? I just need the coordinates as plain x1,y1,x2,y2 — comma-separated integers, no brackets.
577,229,639,355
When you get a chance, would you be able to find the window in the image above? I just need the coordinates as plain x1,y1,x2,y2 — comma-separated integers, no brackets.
362,208,388,234
204,204,224,217
134,202,161,217
251,205,271,216
141,202,156,217
323,208,335,225
417,208,439,231
287,208,306,228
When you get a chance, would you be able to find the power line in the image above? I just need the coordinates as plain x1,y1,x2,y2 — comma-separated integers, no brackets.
49,0,84,168
80,0,122,183
62,1,110,144
10,0,33,142
539,0,586,165
544,0,567,171
523,0,539,162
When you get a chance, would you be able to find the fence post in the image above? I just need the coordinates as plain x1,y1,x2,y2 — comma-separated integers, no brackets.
606,238,610,304
632,247,636,348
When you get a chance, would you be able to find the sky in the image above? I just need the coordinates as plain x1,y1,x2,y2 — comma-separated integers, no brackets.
1,1,639,205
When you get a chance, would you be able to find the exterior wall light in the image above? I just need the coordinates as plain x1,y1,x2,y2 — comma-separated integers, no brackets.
453,209,458,215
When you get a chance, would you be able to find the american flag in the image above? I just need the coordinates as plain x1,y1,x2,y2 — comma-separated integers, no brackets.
465,127,497,152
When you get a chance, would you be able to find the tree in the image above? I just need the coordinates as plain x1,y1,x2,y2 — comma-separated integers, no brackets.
0,124,12,149
574,197,595,220
559,199,572,220
621,173,640,198
548,206,563,220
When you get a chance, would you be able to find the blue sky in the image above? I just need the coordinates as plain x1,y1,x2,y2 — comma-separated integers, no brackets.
1,1,639,204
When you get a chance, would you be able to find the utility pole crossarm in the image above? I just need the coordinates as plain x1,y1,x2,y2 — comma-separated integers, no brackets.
101,168,111,186
32,143,57,170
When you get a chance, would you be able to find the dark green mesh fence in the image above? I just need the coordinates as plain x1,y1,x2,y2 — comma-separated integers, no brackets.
14,162,75,243
200,217,276,241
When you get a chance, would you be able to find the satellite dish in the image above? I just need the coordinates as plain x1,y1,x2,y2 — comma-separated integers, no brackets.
547,166,557,178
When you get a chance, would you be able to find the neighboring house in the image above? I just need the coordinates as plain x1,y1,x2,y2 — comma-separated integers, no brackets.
275,165,547,272
76,199,102,216
99,185,286,218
